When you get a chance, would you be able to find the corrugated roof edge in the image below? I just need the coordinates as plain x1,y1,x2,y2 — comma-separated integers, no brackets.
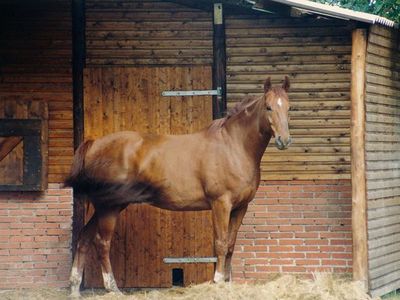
254,0,398,28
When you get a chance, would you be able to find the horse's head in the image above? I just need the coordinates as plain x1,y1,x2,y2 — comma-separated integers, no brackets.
263,76,292,150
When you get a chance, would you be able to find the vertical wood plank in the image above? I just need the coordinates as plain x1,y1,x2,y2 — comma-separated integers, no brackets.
72,0,86,257
351,28,368,290
212,3,227,119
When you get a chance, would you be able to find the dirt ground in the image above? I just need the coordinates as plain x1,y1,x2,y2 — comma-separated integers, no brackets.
0,274,381,300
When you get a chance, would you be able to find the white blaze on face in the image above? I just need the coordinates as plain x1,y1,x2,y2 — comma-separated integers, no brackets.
277,98,283,108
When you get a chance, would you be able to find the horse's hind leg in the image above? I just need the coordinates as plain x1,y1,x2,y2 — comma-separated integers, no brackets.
70,213,98,298
93,208,121,293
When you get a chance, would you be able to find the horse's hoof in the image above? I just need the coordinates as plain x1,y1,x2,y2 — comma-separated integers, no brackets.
69,291,81,299
213,271,225,283
107,290,123,297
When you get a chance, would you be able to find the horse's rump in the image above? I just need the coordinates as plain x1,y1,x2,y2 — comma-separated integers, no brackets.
64,139,160,209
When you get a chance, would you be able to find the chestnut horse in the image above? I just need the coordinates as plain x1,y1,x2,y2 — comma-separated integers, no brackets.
65,76,291,297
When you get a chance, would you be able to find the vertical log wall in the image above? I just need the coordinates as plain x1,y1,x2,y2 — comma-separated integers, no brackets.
225,13,353,180
365,25,400,298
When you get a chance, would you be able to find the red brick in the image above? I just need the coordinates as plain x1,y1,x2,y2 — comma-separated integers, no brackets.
305,225,329,232
255,266,280,272
254,212,279,218
270,259,293,265
290,192,314,198
9,236,34,242
280,252,305,259
242,218,267,225
269,246,293,252
8,210,34,216
0,217,18,223
0,203,19,209
244,271,279,279
254,225,279,232
270,232,293,239
278,186,304,192
306,252,331,259
282,266,306,272
254,239,278,246
34,236,59,242
320,246,346,252
243,245,268,252
245,258,269,265
257,186,277,192
279,239,303,245
296,259,320,265
9,223,34,229
233,252,255,259
255,252,281,258
304,239,329,245
332,253,352,259
20,217,46,223
278,225,304,232
46,216,71,223
322,259,347,266
35,223,60,229
22,229,47,235
331,239,352,245
295,232,318,238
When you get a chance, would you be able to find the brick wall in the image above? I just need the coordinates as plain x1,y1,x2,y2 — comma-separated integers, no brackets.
0,184,73,288
0,180,351,288
232,180,352,282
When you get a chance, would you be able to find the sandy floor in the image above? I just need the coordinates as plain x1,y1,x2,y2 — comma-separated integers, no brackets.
0,274,380,300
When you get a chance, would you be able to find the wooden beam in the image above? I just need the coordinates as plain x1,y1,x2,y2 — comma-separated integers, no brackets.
72,0,86,256
351,28,368,291
72,0,85,150
212,3,227,119
0,137,23,162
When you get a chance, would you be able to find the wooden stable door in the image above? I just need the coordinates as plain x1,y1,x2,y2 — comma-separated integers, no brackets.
83,66,214,288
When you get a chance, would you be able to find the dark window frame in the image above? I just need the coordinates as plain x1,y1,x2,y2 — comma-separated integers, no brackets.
0,119,43,191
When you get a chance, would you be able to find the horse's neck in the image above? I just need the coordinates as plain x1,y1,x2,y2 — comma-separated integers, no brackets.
224,100,272,164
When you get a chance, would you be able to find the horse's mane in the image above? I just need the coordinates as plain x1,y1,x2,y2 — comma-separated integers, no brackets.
207,95,262,133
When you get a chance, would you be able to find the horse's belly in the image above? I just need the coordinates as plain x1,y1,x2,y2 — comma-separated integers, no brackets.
152,198,211,211
151,185,211,211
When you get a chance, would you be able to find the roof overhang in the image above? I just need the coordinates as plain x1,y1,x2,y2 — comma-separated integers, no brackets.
250,0,398,28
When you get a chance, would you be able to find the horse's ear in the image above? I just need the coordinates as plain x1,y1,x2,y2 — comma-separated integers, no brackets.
264,77,271,93
282,76,290,92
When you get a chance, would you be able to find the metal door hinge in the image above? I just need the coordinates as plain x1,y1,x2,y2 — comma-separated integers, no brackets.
163,257,217,264
162,87,221,97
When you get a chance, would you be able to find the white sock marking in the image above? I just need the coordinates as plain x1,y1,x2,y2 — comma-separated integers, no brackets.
214,271,225,283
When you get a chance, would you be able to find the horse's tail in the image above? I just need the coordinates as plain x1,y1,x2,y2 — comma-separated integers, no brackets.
64,140,94,190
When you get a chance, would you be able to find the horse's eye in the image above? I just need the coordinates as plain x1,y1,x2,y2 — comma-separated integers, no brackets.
266,106,272,111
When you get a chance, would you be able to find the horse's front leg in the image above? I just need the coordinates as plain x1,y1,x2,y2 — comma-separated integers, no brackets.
225,204,248,281
211,195,232,283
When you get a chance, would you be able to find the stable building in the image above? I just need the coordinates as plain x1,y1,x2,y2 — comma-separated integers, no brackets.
0,0,399,297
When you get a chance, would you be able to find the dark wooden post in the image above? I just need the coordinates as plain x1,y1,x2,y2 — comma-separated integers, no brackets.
351,28,368,291
71,0,85,255
212,3,227,119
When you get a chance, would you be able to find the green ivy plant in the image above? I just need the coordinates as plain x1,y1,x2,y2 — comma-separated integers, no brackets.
312,0,400,23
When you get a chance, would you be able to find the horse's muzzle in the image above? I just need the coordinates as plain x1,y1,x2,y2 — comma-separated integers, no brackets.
275,136,292,150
